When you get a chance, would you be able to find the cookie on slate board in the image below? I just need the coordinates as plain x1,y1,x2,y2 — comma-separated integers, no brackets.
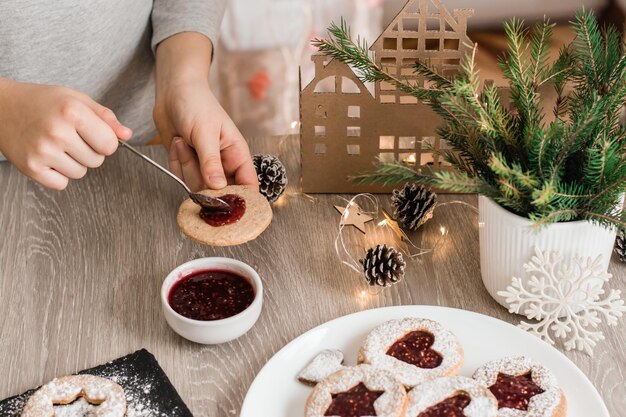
0,349,193,417
177,185,273,246
358,318,463,388
473,356,567,417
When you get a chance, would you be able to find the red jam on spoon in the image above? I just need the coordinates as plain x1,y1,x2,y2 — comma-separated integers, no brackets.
324,383,383,417
386,330,443,369
199,194,246,226
168,269,254,321
489,372,544,411
417,393,471,417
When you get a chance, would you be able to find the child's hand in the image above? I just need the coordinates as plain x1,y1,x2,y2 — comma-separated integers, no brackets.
0,79,132,190
154,78,258,192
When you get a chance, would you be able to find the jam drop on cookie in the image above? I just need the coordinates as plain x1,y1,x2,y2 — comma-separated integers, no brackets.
417,393,471,417
324,383,383,417
168,269,254,321
386,330,443,369
199,194,246,226
489,372,545,411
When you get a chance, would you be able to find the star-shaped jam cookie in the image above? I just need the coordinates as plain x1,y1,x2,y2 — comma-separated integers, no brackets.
417,393,471,417
324,383,384,417
488,372,545,411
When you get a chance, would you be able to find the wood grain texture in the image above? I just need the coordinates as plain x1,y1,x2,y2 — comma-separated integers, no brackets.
0,135,624,417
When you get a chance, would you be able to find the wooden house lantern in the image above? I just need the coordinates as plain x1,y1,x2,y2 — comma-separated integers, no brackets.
300,0,474,193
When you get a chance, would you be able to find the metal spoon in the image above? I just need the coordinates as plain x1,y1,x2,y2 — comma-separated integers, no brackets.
117,140,230,211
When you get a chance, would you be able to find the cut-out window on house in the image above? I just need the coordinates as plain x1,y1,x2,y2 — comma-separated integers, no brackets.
347,106,360,118
400,96,418,104
445,21,455,32
440,139,452,149
314,76,335,93
341,77,360,94
399,136,416,149
347,126,361,137
422,136,436,149
399,152,417,165
380,81,396,91
315,125,326,137
379,152,395,163
444,58,461,66
421,153,435,165
383,38,397,50
402,38,418,50
426,18,440,31
314,143,327,154
347,144,361,155
444,38,460,50
425,39,440,51
400,67,414,76
381,57,396,65
379,136,395,150
403,18,419,32
381,95,396,104
315,105,327,118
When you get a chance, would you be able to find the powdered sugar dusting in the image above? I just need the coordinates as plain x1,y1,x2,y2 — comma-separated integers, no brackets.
406,376,498,417
472,356,562,417
305,365,407,417
360,318,463,387
298,350,345,385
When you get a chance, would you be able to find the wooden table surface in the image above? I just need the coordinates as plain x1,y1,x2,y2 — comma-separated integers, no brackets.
0,135,624,416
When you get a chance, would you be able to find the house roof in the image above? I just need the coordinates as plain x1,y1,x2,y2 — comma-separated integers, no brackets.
370,0,473,52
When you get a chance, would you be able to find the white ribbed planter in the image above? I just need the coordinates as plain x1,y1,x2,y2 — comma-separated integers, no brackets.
478,196,617,308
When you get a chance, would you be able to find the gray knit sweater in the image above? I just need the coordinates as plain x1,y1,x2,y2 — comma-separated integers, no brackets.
0,0,227,155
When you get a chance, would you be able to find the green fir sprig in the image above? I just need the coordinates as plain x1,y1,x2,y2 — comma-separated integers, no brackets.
313,10,626,229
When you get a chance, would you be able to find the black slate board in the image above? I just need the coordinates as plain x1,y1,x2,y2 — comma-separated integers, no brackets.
0,349,193,416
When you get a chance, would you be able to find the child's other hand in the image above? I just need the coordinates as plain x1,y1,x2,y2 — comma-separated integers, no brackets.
0,79,132,190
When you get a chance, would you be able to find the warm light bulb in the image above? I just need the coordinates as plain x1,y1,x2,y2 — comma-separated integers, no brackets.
378,219,387,226
404,154,417,164
440,226,447,235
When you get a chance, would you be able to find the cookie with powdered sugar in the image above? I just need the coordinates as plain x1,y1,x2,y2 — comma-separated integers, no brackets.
472,356,567,417
406,376,498,417
305,365,407,417
358,318,463,388
21,374,126,417
298,350,345,385
177,185,272,247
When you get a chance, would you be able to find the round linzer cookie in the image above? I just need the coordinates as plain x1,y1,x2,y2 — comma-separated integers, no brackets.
472,356,567,417
21,374,126,417
406,376,498,417
358,318,463,388
177,185,273,246
305,365,407,417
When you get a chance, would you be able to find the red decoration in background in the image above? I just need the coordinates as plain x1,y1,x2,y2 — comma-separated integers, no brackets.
247,70,271,101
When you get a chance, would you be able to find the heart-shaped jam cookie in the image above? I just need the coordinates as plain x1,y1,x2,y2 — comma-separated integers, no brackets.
406,376,498,417
305,365,407,417
473,356,567,417
358,318,463,387
386,330,443,369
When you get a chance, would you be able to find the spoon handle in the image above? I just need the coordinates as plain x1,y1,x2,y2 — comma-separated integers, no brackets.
117,140,192,194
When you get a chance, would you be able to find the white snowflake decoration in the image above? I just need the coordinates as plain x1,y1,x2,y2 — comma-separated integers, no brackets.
498,246,626,356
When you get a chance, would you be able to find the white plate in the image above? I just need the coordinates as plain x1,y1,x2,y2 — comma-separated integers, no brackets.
241,305,608,417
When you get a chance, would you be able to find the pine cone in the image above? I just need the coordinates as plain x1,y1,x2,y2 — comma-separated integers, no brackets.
253,154,288,202
391,183,437,231
615,231,626,262
360,244,406,287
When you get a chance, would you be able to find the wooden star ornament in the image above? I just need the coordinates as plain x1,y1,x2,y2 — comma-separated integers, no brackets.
335,204,373,234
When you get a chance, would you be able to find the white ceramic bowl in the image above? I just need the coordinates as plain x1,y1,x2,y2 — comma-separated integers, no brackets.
161,257,263,344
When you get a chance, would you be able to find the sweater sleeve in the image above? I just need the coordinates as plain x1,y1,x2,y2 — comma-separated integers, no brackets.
151,0,227,53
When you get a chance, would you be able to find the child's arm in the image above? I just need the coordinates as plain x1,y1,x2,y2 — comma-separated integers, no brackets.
153,31,258,191
0,79,131,190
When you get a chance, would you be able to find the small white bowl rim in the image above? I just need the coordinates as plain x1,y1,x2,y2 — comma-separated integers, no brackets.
161,257,262,327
